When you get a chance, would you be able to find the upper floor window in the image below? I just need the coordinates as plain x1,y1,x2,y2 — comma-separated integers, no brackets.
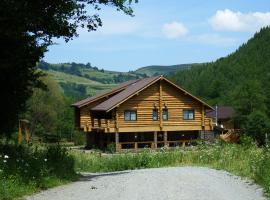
124,110,137,121
183,109,195,120
152,109,158,121
162,108,168,121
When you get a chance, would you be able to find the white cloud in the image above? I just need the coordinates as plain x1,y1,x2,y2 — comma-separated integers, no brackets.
162,21,189,39
209,9,270,32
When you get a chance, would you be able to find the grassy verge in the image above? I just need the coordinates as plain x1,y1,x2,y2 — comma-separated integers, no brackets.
0,144,78,200
71,142,270,196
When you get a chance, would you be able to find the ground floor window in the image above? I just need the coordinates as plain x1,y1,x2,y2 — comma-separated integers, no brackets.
124,110,137,121
183,109,195,120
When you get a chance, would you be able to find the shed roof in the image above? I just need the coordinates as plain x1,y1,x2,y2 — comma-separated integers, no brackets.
206,106,235,119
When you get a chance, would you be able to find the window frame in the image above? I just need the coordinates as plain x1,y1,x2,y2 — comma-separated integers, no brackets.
183,109,195,120
124,110,137,121
152,108,158,121
162,108,169,121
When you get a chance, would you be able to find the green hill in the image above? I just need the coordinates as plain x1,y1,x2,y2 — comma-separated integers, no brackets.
38,61,147,99
168,27,270,126
135,64,192,76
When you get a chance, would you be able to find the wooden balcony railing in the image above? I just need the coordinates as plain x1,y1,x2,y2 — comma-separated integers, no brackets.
118,139,198,151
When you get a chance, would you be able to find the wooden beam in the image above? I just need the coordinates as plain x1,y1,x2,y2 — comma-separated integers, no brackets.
159,80,163,130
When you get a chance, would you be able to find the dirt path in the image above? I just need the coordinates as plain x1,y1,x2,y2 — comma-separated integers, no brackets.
26,167,267,200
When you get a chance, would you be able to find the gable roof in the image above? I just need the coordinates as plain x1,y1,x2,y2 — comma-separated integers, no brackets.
71,79,139,108
91,75,214,112
91,76,160,112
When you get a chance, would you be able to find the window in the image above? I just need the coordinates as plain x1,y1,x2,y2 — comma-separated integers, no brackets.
124,110,137,121
183,109,195,120
152,109,158,121
162,108,168,121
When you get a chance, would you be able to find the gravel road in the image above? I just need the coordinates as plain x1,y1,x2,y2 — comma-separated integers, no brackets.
26,167,267,200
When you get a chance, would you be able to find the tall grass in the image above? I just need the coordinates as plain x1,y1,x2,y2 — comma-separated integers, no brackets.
71,141,270,196
0,144,78,200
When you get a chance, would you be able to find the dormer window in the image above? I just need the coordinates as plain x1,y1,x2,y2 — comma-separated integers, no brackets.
162,108,168,121
152,109,158,121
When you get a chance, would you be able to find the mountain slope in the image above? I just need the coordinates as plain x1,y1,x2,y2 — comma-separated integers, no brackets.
135,64,192,76
38,62,146,99
168,27,270,120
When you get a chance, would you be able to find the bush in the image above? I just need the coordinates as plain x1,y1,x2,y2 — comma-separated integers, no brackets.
0,144,77,199
73,131,85,146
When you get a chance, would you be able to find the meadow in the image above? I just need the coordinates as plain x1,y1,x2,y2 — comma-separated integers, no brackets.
1,139,270,199
0,144,78,200
71,140,270,197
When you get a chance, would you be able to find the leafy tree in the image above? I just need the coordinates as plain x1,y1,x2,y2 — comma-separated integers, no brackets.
0,0,137,136
244,111,270,146
25,77,65,137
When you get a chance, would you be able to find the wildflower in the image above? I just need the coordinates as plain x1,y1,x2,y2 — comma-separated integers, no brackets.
0,155,2,158
3,160,7,163
44,158,47,162
4,155,9,159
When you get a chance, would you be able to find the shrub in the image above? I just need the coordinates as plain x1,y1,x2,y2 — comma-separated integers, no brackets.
73,131,85,146
0,144,77,199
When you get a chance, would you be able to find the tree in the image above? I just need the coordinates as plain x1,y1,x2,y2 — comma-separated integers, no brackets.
0,0,137,136
25,77,65,137
244,111,270,146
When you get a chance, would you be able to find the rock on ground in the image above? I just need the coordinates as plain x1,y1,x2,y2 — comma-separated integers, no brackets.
26,167,268,200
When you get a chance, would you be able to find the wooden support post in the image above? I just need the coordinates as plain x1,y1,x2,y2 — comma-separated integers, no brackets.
135,142,138,151
90,113,94,128
202,105,205,128
164,131,168,147
154,131,157,149
115,132,120,152
182,141,186,148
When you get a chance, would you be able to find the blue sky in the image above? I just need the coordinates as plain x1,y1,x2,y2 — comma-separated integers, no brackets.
44,0,270,72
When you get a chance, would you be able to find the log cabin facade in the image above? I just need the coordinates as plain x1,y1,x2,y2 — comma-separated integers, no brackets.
72,75,214,151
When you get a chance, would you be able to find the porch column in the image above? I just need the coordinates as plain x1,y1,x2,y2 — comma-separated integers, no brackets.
154,131,157,149
115,132,120,152
164,131,168,147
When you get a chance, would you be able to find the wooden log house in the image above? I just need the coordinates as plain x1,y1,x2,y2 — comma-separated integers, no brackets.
72,75,214,151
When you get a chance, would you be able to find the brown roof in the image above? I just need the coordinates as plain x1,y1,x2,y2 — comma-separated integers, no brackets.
206,106,235,119
91,75,214,112
91,76,160,112
71,79,139,107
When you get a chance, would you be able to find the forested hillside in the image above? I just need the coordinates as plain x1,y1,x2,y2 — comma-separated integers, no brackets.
168,27,270,137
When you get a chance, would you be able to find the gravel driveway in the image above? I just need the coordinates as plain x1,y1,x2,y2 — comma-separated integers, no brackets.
26,167,267,200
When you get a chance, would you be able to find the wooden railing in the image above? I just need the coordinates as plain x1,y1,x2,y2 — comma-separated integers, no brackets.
118,139,198,151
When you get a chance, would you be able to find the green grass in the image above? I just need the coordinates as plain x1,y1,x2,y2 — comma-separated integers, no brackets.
45,70,117,96
71,142,270,197
0,144,78,200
